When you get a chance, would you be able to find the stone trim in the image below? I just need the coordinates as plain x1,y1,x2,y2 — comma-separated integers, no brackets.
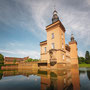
46,20,66,32
41,49,66,55
41,53,47,55
40,40,47,46
69,41,77,45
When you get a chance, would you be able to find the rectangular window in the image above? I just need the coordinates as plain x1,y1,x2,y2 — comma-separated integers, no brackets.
52,33,54,39
44,47,46,53
62,43,64,49
62,33,63,39
63,54,64,60
52,43,55,49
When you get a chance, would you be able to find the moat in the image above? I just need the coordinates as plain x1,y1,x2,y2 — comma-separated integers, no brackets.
0,67,90,90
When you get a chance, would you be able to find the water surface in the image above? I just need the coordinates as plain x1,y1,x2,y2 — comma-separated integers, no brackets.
0,67,90,90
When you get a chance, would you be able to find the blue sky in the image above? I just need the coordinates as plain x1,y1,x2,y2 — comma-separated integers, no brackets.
0,0,90,59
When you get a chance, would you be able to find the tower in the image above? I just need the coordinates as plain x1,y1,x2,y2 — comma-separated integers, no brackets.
46,10,66,65
40,9,79,68
69,34,78,66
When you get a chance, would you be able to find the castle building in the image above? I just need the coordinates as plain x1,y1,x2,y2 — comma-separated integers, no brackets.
40,10,78,67
4,56,29,64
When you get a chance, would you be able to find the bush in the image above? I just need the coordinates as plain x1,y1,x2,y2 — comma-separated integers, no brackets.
25,58,39,62
78,57,85,64
85,60,90,64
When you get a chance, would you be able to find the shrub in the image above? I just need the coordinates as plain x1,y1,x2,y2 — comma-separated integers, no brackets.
25,58,39,62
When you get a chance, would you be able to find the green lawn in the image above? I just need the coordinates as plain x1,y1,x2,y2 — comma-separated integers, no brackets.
79,64,90,67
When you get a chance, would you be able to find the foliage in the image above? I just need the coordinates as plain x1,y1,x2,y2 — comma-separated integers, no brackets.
78,51,90,64
25,58,39,62
85,59,90,64
85,51,89,60
13,59,16,64
78,57,85,64
0,54,4,64
85,51,90,64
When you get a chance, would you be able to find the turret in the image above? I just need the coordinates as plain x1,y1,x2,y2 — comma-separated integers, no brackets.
69,34,78,66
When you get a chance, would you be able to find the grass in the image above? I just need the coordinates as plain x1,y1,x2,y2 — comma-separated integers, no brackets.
79,64,90,68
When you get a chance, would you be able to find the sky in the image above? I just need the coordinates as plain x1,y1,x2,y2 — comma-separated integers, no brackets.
0,0,90,59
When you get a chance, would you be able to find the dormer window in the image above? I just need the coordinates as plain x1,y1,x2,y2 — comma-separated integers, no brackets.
52,33,54,39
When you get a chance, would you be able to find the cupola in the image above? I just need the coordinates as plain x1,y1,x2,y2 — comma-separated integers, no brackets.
52,10,59,23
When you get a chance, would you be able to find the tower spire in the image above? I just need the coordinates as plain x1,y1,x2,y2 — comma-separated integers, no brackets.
71,34,75,41
52,0,59,23
54,4,56,10
52,8,59,23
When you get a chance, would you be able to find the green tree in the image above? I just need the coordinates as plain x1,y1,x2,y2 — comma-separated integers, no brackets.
13,59,16,64
85,51,90,64
0,54,4,64
78,57,85,64
25,58,39,62
85,51,89,60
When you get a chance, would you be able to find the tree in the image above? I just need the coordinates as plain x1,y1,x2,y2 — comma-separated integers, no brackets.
78,57,85,64
85,51,89,60
85,51,90,64
0,54,4,64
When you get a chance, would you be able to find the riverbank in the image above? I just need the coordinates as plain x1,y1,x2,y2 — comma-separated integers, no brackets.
79,64,90,67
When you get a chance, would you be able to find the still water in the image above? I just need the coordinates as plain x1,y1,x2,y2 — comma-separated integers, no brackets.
0,67,90,90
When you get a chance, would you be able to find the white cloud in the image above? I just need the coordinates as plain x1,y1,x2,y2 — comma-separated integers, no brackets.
8,42,23,47
30,2,50,30
0,0,90,58
0,49,15,54
18,0,52,39
78,51,85,57
86,0,90,5
0,49,40,59
59,7,90,47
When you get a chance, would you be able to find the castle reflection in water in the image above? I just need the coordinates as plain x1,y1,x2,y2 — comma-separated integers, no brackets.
0,67,81,90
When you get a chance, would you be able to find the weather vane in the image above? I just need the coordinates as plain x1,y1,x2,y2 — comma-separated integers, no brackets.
54,4,56,10
52,0,56,10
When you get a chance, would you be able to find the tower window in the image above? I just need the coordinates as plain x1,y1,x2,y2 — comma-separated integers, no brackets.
52,33,54,39
62,33,63,39
52,43,55,49
62,54,64,60
44,47,47,53
62,43,64,49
